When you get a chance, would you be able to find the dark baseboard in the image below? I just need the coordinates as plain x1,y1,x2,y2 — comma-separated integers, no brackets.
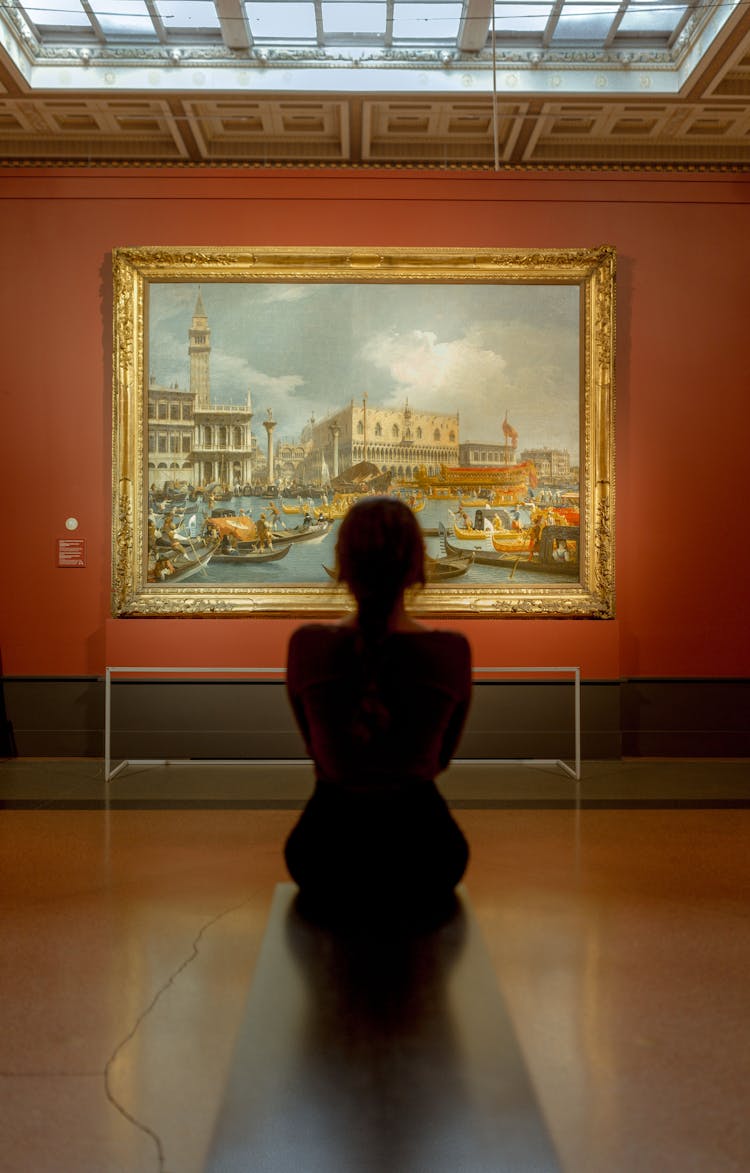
2,676,748,760
619,678,750,757
0,647,16,756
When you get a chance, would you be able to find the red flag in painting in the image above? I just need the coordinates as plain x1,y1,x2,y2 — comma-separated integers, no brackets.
502,414,518,442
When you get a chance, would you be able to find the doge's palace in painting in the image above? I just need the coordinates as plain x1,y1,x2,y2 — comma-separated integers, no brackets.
295,398,460,485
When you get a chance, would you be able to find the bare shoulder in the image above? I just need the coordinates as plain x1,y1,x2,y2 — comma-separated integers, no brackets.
288,622,341,651
432,629,471,660
392,627,471,673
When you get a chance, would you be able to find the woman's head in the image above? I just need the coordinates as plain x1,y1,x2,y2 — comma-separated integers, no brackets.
336,496,425,625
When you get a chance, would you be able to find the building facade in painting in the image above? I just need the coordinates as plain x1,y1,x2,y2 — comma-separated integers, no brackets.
147,295,467,490
294,399,461,486
459,440,518,466
147,383,195,489
147,292,255,490
189,291,254,488
520,446,573,483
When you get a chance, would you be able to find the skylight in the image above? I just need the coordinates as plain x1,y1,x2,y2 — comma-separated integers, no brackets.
24,0,90,31
392,3,463,41
247,2,318,40
93,0,155,38
4,0,737,102
322,0,387,35
495,3,554,35
17,0,698,48
157,0,222,31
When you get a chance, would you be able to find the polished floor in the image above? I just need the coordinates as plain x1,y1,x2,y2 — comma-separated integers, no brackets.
1,758,749,1173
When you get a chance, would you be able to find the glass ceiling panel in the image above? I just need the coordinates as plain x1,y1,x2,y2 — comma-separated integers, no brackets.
322,0,387,35
392,2,462,41
90,0,156,35
23,0,91,29
618,0,686,34
246,1,318,38
493,1,554,34
156,0,221,30
553,0,620,41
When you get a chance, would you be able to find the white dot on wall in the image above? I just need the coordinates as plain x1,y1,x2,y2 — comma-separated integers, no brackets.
65,517,79,531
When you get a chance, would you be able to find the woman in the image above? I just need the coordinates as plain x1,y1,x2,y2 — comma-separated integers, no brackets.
284,496,471,922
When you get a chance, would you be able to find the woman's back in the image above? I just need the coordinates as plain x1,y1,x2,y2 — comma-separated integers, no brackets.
283,497,472,920
287,624,471,788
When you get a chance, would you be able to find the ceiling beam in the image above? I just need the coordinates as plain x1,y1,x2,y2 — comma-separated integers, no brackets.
215,0,251,51
459,0,492,53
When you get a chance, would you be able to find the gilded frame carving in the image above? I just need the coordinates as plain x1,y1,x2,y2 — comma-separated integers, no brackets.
112,246,615,618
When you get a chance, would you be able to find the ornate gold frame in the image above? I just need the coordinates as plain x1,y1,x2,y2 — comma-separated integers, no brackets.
112,245,615,618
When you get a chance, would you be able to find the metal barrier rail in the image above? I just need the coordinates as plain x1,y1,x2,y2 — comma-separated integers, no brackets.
104,665,581,782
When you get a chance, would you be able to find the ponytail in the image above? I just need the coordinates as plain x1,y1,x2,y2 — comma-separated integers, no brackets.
335,497,426,743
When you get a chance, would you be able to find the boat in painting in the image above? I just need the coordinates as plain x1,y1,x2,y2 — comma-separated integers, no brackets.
269,519,331,542
148,540,217,583
322,545,473,585
441,523,578,575
211,542,291,564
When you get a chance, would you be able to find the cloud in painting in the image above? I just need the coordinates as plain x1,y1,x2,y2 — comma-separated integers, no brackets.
260,285,318,305
211,349,344,438
211,349,305,401
361,326,509,441
361,317,579,454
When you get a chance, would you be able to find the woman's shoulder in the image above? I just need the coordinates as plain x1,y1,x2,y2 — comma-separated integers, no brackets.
288,622,346,648
421,628,471,663
288,622,358,661
400,627,470,650
390,627,471,673
289,623,470,660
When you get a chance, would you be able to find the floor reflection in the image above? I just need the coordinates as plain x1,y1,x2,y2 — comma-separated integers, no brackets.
206,885,559,1172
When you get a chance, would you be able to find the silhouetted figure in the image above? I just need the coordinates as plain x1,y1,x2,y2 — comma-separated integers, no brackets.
284,496,471,925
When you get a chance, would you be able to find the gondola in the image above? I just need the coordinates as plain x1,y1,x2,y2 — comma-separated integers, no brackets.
149,542,216,583
268,519,331,543
322,547,473,584
211,542,291,564
440,523,579,574
440,523,525,568
451,521,493,542
425,551,474,581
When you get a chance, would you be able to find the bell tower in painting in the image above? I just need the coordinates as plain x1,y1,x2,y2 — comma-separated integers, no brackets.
189,289,211,410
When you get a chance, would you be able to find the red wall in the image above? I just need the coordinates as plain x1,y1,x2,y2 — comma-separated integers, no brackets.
1,167,748,680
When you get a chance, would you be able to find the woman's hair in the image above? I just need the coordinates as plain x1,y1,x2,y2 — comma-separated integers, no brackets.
335,496,426,741
336,496,425,636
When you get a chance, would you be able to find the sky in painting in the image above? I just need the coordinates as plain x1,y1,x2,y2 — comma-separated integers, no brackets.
148,280,581,458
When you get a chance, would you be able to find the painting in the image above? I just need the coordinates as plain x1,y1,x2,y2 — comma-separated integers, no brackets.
112,246,615,618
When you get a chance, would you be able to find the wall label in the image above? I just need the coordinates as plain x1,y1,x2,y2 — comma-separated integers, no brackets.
57,539,86,568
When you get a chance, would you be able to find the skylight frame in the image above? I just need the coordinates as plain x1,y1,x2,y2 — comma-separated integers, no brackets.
489,0,697,50
8,0,712,59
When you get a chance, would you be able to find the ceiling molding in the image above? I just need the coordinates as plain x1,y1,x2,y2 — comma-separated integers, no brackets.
0,6,748,168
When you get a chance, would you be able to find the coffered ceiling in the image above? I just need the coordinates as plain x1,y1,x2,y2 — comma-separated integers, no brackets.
1,0,749,166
